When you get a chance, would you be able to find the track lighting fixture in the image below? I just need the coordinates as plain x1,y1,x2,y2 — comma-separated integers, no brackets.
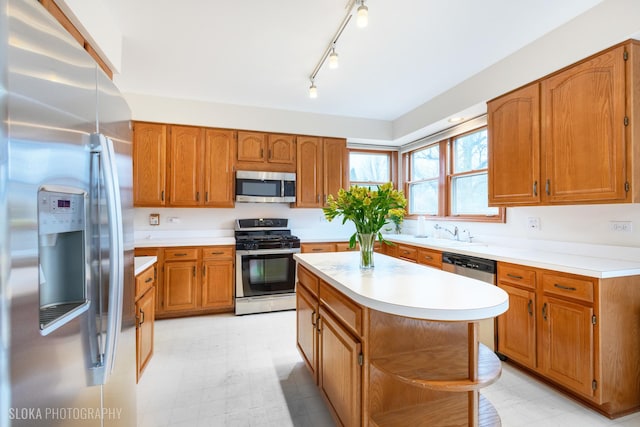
357,0,368,28
329,45,339,69
309,80,318,98
307,0,369,99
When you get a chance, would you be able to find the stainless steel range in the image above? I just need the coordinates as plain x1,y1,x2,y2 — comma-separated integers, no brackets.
235,218,300,315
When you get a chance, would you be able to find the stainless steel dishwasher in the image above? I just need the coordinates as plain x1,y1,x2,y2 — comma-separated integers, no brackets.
442,252,497,351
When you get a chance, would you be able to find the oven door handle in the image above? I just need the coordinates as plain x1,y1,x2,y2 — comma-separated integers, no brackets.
236,248,301,256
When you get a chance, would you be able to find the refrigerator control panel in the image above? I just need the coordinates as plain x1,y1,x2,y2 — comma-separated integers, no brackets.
38,187,86,234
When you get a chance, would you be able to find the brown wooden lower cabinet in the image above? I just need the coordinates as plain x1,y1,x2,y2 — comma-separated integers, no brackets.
496,262,640,418
135,263,156,382
135,245,235,318
296,264,500,426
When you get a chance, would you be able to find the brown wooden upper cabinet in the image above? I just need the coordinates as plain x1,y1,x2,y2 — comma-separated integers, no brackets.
295,136,348,208
133,122,167,206
236,131,296,172
488,40,640,206
133,122,235,207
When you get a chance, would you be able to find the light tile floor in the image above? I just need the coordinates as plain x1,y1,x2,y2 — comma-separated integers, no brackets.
137,311,640,427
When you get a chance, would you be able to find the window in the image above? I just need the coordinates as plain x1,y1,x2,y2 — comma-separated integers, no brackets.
404,126,503,222
348,150,396,190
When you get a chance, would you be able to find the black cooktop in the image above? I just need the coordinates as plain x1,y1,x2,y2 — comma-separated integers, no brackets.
234,218,300,250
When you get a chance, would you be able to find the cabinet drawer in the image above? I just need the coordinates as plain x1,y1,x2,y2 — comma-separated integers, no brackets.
164,248,199,261
320,280,362,336
202,246,234,260
335,242,358,252
396,244,417,262
417,248,442,268
542,273,594,303
498,263,536,289
135,266,155,300
298,265,319,297
301,243,336,253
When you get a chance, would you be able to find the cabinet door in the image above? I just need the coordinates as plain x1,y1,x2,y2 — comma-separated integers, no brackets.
541,46,627,203
318,307,361,427
296,136,323,207
488,83,541,205
237,131,266,163
540,295,594,397
267,134,296,167
323,138,348,206
168,126,203,206
136,286,155,382
296,285,318,382
201,260,234,309
497,283,536,369
133,122,167,206
203,128,236,207
164,261,199,312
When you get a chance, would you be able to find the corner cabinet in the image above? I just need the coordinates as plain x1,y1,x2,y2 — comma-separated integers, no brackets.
136,246,235,319
496,261,640,417
488,40,640,206
295,137,348,208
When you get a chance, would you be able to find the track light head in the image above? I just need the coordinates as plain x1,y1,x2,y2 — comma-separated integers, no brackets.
357,1,368,28
329,47,339,69
309,81,318,98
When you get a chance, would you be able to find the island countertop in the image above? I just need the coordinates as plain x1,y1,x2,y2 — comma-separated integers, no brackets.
294,252,509,322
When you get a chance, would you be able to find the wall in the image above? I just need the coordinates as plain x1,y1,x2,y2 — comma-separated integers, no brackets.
134,202,640,258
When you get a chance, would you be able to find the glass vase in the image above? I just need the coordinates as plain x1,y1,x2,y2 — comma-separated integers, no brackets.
357,233,375,269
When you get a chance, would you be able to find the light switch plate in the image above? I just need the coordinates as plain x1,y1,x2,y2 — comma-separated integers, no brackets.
149,213,160,226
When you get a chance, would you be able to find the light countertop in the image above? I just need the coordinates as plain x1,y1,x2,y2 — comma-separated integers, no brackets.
380,235,640,279
135,236,235,248
134,256,157,275
294,252,509,321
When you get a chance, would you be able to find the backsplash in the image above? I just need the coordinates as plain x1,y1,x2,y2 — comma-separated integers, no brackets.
134,202,640,258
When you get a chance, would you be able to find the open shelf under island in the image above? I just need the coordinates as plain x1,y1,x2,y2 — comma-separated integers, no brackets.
294,251,509,427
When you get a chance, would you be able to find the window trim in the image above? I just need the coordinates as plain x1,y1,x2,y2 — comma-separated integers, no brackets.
347,148,398,189
402,126,505,223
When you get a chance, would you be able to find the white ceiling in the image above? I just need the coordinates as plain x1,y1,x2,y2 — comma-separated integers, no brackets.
106,0,604,124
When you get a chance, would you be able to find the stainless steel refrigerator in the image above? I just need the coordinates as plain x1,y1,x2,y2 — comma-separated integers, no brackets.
1,1,136,426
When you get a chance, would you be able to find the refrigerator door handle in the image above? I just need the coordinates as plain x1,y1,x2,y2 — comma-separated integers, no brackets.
90,133,124,385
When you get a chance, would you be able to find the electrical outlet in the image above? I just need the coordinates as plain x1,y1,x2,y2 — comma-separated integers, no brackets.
149,213,160,226
609,221,633,232
527,217,541,231
168,217,181,224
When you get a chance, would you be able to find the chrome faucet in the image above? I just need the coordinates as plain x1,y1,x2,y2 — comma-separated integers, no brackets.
434,224,459,241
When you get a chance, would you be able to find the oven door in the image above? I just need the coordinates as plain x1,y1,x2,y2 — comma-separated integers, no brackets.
236,248,299,298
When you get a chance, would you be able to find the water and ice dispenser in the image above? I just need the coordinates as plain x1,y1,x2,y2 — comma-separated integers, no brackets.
38,186,89,335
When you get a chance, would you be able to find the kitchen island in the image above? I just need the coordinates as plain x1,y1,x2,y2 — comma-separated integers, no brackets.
294,252,509,427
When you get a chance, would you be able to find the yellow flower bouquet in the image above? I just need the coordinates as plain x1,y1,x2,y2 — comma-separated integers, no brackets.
323,183,407,268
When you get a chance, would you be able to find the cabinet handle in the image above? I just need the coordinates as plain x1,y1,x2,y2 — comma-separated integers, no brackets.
542,302,548,321
312,248,324,252
317,195,320,203
507,273,523,280
209,251,224,255
196,192,200,202
139,308,145,326
311,310,316,327
317,317,322,333
203,266,206,277
545,179,550,195
268,149,272,159
161,190,165,201
533,181,538,196
260,148,264,157
324,195,327,204
527,299,533,316
145,277,153,283
174,253,187,257
423,255,433,260
554,283,577,291
193,266,196,277
205,192,209,202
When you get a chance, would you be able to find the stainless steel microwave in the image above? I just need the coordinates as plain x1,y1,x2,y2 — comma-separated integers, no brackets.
235,171,296,203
